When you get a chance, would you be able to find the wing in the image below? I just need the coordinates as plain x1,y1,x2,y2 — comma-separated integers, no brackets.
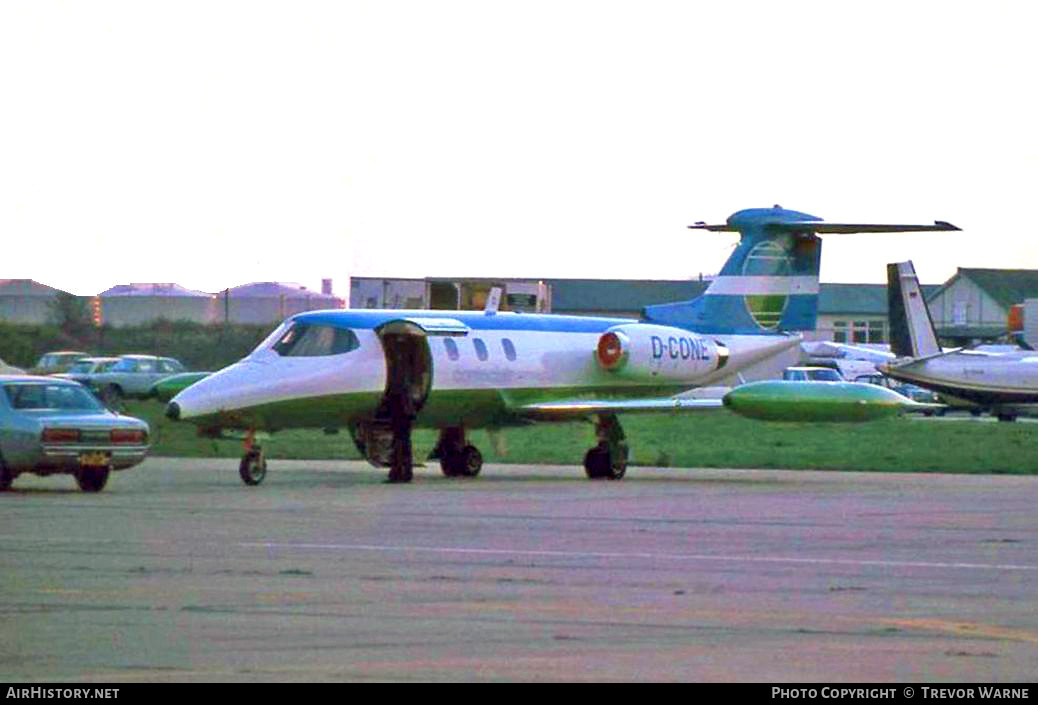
514,397,724,421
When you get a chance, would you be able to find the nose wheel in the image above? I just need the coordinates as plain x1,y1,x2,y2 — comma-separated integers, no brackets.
239,431,267,486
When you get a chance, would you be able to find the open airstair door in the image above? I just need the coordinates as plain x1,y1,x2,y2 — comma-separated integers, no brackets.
375,320,433,415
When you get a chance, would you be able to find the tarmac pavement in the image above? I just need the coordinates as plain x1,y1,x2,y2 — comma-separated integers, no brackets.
2,458,1036,682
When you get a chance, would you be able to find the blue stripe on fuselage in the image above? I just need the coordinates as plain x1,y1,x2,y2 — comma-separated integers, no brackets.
290,309,637,334
642,294,818,334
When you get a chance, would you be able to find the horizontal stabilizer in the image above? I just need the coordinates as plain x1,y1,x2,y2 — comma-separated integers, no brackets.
690,221,959,233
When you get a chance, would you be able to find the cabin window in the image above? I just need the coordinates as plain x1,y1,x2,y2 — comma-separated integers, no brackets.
473,338,489,361
273,323,360,357
443,338,459,361
502,338,516,361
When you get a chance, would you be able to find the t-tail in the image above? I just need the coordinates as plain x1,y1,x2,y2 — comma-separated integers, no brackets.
886,261,942,358
642,206,959,335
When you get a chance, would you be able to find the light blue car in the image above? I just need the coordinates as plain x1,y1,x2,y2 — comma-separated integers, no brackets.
87,355,186,407
0,376,150,492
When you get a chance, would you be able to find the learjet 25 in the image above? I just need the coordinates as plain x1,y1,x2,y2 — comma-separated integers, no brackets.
166,207,957,484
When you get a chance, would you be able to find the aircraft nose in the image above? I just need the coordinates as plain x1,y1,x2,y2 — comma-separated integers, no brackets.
165,402,181,421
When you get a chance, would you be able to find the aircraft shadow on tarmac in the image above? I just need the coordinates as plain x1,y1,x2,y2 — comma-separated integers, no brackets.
164,464,805,489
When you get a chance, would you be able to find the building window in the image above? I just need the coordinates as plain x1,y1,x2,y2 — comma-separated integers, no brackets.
502,338,516,361
869,320,886,344
443,338,459,361
833,321,847,343
473,338,489,361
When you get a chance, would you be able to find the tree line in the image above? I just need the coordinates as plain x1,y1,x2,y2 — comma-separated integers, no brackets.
1,294,274,371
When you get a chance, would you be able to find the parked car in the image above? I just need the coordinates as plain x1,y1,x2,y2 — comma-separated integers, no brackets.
87,355,186,407
782,366,844,382
54,356,121,386
853,373,941,415
0,375,150,492
29,351,88,375
0,357,26,375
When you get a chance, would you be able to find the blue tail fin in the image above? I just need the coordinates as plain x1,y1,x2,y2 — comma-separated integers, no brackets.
642,206,959,335
643,207,822,334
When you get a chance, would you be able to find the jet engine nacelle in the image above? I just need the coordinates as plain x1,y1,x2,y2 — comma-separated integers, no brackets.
595,323,729,384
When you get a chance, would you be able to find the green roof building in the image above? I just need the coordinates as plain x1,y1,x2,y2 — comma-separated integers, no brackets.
927,268,1038,344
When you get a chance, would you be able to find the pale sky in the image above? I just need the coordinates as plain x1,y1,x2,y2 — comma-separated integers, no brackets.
2,1,1036,296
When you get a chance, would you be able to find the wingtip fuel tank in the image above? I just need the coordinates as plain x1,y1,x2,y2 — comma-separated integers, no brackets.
723,380,939,422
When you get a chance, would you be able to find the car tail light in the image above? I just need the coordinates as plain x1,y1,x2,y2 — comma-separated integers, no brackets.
110,429,147,444
42,428,80,443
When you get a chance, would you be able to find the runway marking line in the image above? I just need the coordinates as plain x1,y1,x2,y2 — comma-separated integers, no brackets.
880,618,1038,645
240,542,1038,572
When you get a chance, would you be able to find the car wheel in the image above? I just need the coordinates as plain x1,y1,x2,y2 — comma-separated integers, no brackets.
75,466,110,493
0,454,14,491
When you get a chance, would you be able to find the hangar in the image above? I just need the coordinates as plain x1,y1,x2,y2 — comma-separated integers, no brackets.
0,279,72,325
927,268,1038,345
98,283,216,327
219,281,344,325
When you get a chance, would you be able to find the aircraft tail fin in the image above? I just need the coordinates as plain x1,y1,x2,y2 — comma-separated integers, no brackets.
887,261,942,358
642,207,957,335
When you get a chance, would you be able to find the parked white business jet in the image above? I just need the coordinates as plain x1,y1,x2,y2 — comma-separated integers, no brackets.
883,261,1038,421
167,207,957,484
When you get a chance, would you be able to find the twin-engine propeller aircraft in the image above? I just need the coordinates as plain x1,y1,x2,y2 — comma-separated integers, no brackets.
882,261,1038,421
166,207,958,484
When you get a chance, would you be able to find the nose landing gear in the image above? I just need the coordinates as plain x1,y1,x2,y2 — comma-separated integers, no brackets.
239,430,267,486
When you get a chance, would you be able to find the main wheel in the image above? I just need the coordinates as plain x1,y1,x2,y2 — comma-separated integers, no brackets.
458,445,483,477
75,466,110,493
584,445,609,479
605,443,629,480
239,450,267,486
439,453,460,477
584,443,628,480
440,445,483,477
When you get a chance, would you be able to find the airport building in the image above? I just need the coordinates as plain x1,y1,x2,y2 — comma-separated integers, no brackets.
219,281,344,325
99,283,217,327
0,280,345,328
0,279,74,325
926,268,1038,345
3,271,1034,347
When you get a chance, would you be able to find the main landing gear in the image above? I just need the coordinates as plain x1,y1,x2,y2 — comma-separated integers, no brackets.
239,430,267,486
430,427,483,478
583,414,628,480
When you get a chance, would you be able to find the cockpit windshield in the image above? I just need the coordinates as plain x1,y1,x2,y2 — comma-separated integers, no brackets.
271,323,360,357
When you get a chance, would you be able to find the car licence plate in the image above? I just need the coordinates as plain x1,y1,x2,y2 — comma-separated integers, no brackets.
79,451,110,466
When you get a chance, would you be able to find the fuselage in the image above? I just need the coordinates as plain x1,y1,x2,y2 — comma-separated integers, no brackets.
169,308,799,433
882,350,1038,405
